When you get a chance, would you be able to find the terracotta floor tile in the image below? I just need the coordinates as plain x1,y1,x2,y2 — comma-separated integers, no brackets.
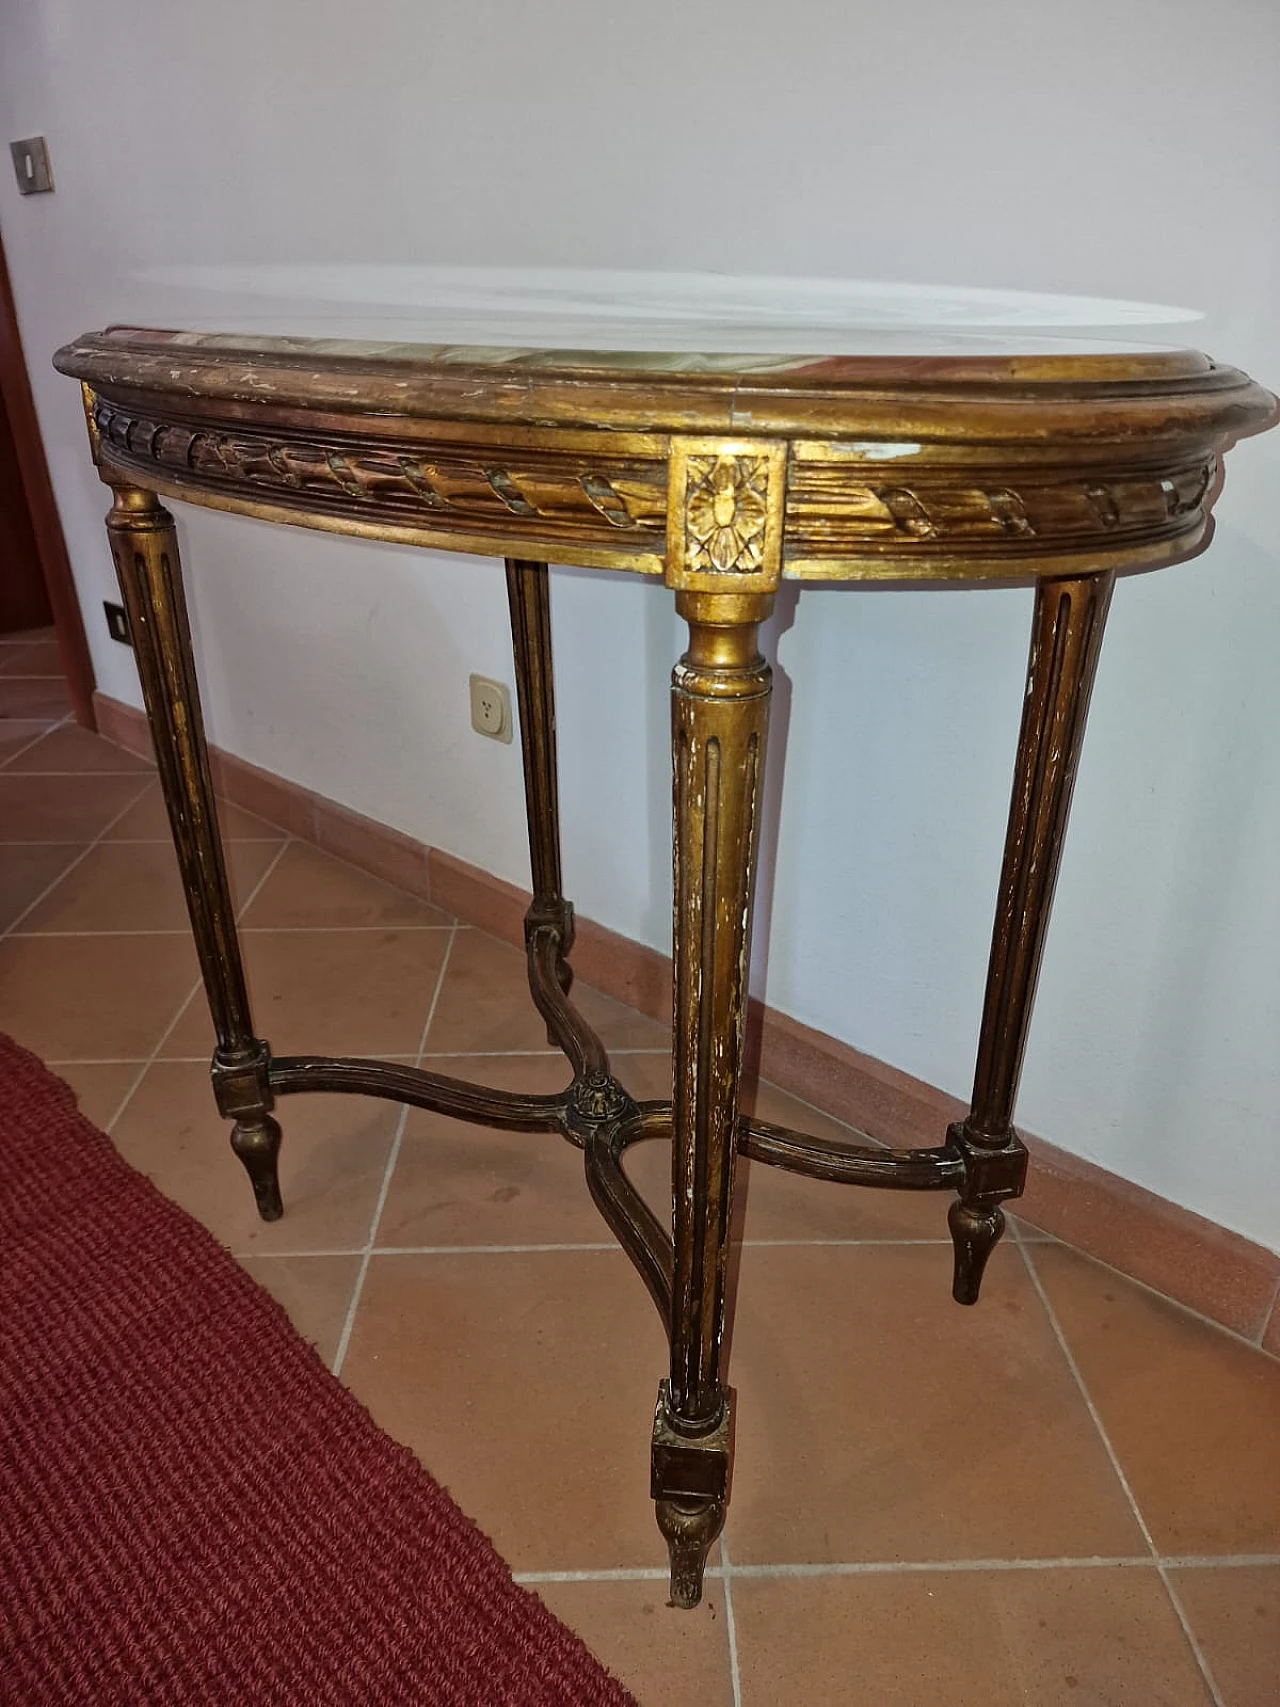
102,780,286,842
0,638,62,675
240,840,452,929
723,1243,1143,1564
53,1060,145,1129
112,1061,401,1253
1169,1566,1280,1707
735,1080,960,1244
379,1050,952,1260
0,677,71,718
4,723,153,774
237,1253,361,1369
615,1055,954,1247
1029,1243,1280,1556
165,928,449,1058
0,932,199,1059
535,1579,733,1706
0,842,84,931
0,773,151,841
732,1570,1213,1706
378,1054,614,1249
0,719,55,765
424,929,668,1055
340,1250,670,1570
20,839,280,934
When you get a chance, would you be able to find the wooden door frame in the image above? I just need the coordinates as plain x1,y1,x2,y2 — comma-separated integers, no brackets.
0,227,95,727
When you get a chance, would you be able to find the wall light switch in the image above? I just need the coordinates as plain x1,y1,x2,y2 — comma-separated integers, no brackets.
10,137,54,195
469,674,513,743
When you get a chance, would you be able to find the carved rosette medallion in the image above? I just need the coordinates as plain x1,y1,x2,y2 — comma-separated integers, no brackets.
686,453,770,571
666,438,786,592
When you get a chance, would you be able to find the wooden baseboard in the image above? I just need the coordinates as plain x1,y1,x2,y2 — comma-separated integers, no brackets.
93,689,1280,1355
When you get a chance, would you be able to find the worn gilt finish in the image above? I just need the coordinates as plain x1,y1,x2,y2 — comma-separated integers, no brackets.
55,324,1274,1608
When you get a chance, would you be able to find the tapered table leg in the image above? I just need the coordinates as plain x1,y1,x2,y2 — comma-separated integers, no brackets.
948,571,1115,1301
106,487,282,1219
505,558,574,977
652,589,772,1607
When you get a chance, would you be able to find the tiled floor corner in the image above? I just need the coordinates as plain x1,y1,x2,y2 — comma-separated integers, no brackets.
3,671,1278,1705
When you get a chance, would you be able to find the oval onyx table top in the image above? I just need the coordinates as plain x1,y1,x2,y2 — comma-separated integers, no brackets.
55,285,1275,587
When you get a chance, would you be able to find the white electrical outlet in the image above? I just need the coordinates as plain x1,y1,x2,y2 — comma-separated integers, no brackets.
469,674,513,743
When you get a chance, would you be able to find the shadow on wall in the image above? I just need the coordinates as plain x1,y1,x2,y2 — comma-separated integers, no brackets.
1118,527,1280,1155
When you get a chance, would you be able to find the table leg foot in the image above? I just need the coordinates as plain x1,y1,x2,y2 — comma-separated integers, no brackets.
230,1114,284,1222
651,1378,732,1609
656,1496,724,1609
213,1043,283,1221
949,1198,1006,1305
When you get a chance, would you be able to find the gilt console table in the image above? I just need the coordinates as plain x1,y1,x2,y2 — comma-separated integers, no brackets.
54,319,1274,1607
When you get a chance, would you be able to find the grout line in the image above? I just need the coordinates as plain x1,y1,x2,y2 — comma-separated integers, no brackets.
1018,1245,1159,1552
0,775,155,940
744,1080,886,1150
330,921,459,1380
8,925,456,938
0,836,284,847
739,1237,950,1247
237,925,453,934
104,977,207,1135
236,1248,364,1260
0,719,72,770
107,835,284,845
514,1568,690,1585
230,1238,962,1258
1254,1273,1280,1350
46,1058,152,1066
103,837,295,1134
221,1235,1134,1260
417,1048,651,1060
719,1539,744,1707
723,1556,1156,1578
1002,1210,1054,1249
371,1242,623,1256
1018,1242,1227,1707
47,1054,418,1067
44,1048,650,1065
2,769,154,777
12,929,211,938
1157,1570,1228,1707
511,1552,1280,1586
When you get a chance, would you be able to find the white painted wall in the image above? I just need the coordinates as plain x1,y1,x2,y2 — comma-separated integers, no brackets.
2,0,1277,1249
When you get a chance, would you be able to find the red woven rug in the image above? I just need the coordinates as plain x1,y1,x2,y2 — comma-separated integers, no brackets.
0,1034,635,1706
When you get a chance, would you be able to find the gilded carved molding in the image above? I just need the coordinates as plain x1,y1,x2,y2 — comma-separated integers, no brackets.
92,393,1220,583
784,457,1218,560
91,396,668,553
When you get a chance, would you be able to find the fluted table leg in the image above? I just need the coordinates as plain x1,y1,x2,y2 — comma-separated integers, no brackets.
505,559,575,980
106,487,282,1219
653,589,772,1607
949,571,1115,1301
